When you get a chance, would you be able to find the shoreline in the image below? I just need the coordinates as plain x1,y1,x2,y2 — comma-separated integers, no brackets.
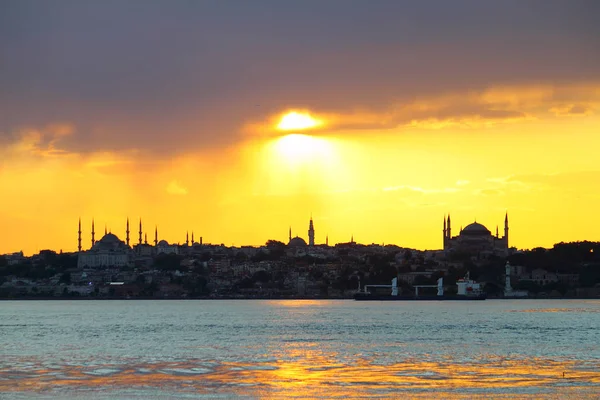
1,296,599,301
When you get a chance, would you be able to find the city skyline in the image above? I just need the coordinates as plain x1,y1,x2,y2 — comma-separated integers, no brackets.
2,211,576,257
2,1,600,255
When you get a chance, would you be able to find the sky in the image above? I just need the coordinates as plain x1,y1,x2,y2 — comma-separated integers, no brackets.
1,0,600,255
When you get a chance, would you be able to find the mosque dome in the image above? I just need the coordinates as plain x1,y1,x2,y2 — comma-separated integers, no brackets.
461,222,491,236
288,236,308,247
99,233,120,243
92,233,129,251
158,240,169,246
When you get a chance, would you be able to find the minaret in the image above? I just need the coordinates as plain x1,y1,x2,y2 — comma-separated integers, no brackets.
326,235,329,246
78,218,82,252
144,233,148,245
443,215,447,247
496,225,499,238
289,226,292,242
504,212,509,248
447,214,451,239
91,219,96,247
104,225,107,236
308,217,315,247
126,218,130,247
138,219,143,245
186,231,189,246
191,231,195,245
154,226,158,246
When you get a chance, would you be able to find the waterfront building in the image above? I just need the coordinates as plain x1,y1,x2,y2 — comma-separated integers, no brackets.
443,213,509,256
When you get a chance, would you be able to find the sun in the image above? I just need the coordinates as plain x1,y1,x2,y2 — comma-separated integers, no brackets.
277,111,323,131
274,134,326,162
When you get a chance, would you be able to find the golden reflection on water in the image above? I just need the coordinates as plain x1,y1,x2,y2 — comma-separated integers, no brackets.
267,299,338,308
1,353,599,398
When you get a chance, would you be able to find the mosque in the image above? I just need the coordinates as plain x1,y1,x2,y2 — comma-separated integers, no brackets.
76,218,200,268
288,217,323,247
443,213,509,256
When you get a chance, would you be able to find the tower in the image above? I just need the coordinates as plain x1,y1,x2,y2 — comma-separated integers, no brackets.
505,261,512,293
154,226,158,246
91,219,96,247
289,226,292,242
326,235,329,246
443,215,447,247
308,217,315,247
105,225,107,235
447,214,451,239
504,212,509,248
191,231,195,244
126,218,130,247
186,231,189,246
496,225,499,238
138,218,143,245
78,218,82,252
144,233,148,245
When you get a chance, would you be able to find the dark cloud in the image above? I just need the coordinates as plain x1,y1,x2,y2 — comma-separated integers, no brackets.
1,0,598,153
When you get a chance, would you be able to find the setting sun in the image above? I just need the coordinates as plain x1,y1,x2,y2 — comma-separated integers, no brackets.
273,134,329,162
277,111,323,131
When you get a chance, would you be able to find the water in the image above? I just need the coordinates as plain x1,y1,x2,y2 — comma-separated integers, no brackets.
1,299,599,399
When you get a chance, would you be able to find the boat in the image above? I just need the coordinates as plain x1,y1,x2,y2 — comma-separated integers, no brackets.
354,274,486,301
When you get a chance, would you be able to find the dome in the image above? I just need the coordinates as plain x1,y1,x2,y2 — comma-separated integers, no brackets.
157,240,169,246
288,236,307,247
98,233,120,243
461,222,491,236
92,233,129,251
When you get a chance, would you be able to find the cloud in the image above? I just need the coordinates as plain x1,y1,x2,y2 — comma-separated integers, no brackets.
485,176,533,191
2,1,599,155
549,104,594,117
247,82,600,137
1,124,75,159
166,181,188,196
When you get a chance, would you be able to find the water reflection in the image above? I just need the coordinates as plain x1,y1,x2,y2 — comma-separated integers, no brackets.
2,354,599,398
2,299,599,398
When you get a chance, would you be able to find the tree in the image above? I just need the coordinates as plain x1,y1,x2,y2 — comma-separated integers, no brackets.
266,240,286,259
253,270,271,283
59,272,71,284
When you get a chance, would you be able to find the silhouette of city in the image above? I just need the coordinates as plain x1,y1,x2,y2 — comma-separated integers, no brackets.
1,215,598,299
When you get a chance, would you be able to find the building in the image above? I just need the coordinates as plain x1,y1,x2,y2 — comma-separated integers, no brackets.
443,213,509,256
288,217,316,248
77,232,132,268
156,240,179,255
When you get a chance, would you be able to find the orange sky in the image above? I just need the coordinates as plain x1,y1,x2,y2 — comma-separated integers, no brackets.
1,1,599,255
1,82,600,255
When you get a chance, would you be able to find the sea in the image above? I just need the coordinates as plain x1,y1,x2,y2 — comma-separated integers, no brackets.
0,299,599,399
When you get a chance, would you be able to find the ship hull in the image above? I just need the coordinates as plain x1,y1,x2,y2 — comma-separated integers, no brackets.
354,293,487,301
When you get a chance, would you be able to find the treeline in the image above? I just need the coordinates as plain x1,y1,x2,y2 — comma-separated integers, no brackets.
508,241,600,287
0,250,77,283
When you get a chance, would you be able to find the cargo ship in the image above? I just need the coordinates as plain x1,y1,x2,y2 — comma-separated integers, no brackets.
354,274,486,301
